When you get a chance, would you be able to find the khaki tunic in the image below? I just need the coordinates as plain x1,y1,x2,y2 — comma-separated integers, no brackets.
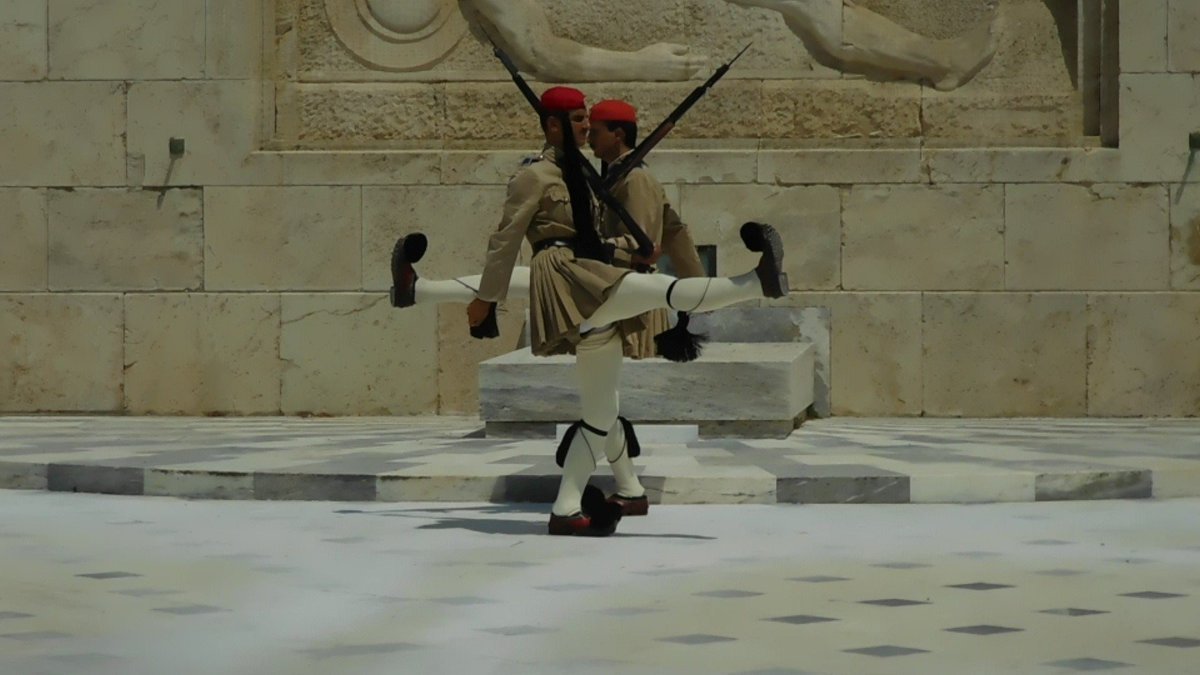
599,154,707,359
477,146,644,357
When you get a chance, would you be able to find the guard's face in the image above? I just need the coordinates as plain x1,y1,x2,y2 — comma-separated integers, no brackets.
566,108,590,148
587,122,623,161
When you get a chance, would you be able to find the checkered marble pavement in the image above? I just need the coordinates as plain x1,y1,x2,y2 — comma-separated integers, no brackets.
1,416,1198,503
1,491,1198,674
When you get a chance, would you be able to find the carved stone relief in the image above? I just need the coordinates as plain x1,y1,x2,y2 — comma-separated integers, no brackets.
324,0,467,71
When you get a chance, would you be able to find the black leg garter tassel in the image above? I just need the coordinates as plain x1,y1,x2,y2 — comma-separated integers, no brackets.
555,420,608,468
618,416,641,459
654,310,707,363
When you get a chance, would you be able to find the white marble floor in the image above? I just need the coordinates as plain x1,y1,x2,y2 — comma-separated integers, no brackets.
2,490,1198,674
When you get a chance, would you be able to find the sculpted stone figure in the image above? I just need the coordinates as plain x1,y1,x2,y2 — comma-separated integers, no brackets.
458,0,995,89
458,0,709,81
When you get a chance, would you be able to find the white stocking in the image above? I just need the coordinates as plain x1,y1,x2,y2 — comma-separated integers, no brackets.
605,418,645,498
414,267,531,305
550,329,622,516
582,270,762,330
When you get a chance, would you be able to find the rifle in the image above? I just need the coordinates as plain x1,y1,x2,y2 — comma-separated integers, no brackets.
484,31,657,260
603,43,751,192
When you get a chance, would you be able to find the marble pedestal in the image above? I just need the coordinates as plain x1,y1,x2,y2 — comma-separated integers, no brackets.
479,343,815,438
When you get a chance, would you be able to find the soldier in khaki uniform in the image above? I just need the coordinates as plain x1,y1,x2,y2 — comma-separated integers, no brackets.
389,86,793,536
588,98,707,360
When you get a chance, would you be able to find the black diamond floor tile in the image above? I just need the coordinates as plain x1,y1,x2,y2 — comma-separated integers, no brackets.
1136,637,1200,648
860,598,929,607
844,645,929,657
1120,591,1186,599
1040,608,1109,617
946,582,1014,591
1042,657,1132,671
766,615,839,625
788,576,850,583
658,633,737,645
945,624,1023,635
694,590,764,598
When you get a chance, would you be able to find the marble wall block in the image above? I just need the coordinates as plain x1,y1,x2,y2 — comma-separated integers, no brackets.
1119,0,1169,72
1118,73,1200,182
441,150,544,186
1169,1,1200,71
281,151,442,186
127,80,280,186
922,147,1127,184
437,301,528,415
480,343,813,425
923,293,1088,416
1006,184,1169,290
1170,186,1200,289
207,0,264,78
204,186,361,291
0,190,47,291
280,295,438,415
124,294,281,414
759,146,924,185
48,0,205,79
1088,293,1200,416
774,293,923,416
0,294,123,412
0,2,47,80
679,184,840,289
688,307,831,417
0,83,126,187
843,185,1005,290
361,185,506,291
48,189,203,291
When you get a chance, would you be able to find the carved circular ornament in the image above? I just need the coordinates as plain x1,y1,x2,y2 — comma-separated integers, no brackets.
325,0,467,72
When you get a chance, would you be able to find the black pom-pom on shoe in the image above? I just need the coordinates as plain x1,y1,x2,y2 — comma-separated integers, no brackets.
581,484,622,534
389,233,428,308
740,222,788,299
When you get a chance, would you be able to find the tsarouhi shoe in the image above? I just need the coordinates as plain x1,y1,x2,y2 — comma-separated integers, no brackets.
740,222,788,299
607,493,650,517
548,512,614,537
389,233,428,308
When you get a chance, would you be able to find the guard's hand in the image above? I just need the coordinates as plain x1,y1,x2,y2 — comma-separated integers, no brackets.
632,244,663,267
467,298,492,327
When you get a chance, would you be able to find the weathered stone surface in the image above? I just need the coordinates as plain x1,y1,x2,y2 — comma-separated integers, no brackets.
124,294,281,414
204,187,361,291
208,0,264,78
480,343,813,431
0,190,47,291
0,83,125,187
1169,2,1200,72
1118,74,1200,182
362,185,506,291
49,0,205,79
679,185,840,290
1120,0,1169,72
0,2,47,79
923,293,1087,416
1006,184,1169,291
0,294,123,412
281,83,445,145
771,293,923,416
922,90,1083,141
280,295,438,415
127,80,280,187
1089,293,1200,417
437,301,528,415
923,147,1127,184
48,189,203,291
1170,187,1200,290
762,80,921,140
857,0,996,40
843,185,1004,290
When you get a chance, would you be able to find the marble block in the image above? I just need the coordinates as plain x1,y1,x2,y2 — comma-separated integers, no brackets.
480,343,814,438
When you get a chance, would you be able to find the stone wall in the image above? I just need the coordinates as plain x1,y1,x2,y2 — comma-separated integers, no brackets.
1,0,1198,418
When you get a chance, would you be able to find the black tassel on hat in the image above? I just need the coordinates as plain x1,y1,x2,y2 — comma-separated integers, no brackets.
654,310,707,363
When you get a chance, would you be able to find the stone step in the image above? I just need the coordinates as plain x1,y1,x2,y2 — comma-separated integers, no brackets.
479,342,815,438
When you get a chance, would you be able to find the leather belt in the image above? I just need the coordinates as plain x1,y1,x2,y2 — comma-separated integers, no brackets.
532,238,574,255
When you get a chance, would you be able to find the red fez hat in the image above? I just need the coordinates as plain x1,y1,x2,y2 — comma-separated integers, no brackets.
589,99,638,124
540,86,587,113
